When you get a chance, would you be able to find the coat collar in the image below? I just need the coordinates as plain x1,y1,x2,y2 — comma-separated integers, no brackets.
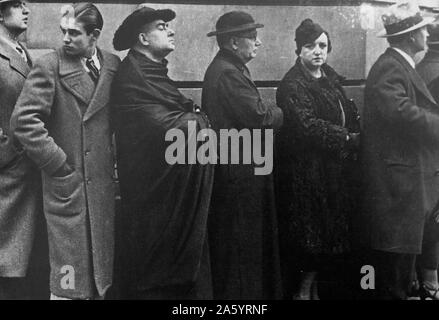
420,49,439,63
385,47,437,105
0,36,30,77
216,49,252,81
58,47,119,121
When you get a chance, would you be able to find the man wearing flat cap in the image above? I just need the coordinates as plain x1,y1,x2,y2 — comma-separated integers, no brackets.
360,1,439,299
0,0,48,299
111,6,214,299
202,11,283,299
11,3,120,300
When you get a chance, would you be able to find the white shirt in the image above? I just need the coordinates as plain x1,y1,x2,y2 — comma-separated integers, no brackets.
391,47,415,69
81,49,101,72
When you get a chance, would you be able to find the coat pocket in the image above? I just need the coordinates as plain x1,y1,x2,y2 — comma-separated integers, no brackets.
384,159,416,198
43,170,85,216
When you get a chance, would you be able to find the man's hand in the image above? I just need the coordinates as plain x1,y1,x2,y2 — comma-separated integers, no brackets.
52,162,74,177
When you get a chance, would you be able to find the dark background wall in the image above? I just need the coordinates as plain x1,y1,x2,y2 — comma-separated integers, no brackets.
23,1,439,112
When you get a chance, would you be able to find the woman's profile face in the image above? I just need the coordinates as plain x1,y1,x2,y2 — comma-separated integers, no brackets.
300,32,328,71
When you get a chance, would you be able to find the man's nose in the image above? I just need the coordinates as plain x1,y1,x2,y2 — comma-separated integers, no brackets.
255,37,262,46
168,28,175,37
22,4,30,14
63,33,70,43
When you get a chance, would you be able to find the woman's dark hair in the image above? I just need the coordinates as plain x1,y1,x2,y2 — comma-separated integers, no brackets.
73,2,103,34
295,18,332,56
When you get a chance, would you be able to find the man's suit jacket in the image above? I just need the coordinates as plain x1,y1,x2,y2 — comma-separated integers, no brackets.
360,47,439,254
0,37,44,278
11,47,120,298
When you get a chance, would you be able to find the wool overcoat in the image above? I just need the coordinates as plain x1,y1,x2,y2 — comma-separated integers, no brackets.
11,47,120,298
360,48,439,254
0,37,44,278
202,49,284,299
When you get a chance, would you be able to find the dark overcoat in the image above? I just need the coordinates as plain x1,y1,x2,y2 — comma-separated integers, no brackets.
0,37,44,278
11,47,120,298
202,49,284,299
111,50,214,299
275,59,361,259
360,48,439,254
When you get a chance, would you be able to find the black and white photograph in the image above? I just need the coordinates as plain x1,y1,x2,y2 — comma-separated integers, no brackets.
0,0,439,307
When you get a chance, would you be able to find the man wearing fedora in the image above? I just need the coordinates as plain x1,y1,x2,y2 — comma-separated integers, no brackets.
0,0,48,299
11,3,119,299
202,11,283,299
111,6,214,299
360,2,439,299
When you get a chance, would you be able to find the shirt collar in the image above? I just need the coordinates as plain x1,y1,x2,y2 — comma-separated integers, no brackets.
391,47,415,69
81,48,101,71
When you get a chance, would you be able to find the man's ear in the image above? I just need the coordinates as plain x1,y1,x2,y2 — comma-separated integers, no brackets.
230,36,239,51
91,28,101,40
138,32,149,46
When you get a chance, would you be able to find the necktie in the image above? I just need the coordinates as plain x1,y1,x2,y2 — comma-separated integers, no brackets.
86,58,99,83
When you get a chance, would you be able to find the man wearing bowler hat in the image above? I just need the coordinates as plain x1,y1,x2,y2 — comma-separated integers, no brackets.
202,11,283,299
360,2,439,299
112,6,214,299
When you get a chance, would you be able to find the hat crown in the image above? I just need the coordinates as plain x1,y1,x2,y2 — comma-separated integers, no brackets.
216,11,255,31
381,1,421,26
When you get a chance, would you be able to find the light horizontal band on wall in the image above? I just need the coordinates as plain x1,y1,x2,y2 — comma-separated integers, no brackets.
174,80,365,88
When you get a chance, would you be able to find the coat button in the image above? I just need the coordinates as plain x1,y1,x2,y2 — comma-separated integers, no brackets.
85,151,90,156
86,178,91,184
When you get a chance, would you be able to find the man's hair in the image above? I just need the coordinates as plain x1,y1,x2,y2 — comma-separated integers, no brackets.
73,2,103,34
0,0,18,14
216,33,232,48
387,32,412,46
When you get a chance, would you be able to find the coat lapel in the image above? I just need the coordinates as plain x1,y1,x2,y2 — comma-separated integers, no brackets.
83,49,118,122
58,48,95,108
0,37,30,77
387,48,437,105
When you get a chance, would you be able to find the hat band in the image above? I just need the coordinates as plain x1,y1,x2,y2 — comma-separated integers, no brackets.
213,22,261,35
385,14,423,36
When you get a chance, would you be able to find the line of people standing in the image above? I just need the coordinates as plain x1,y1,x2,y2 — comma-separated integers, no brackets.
1,0,439,301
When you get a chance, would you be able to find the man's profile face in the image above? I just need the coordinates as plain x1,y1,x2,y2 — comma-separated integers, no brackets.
412,26,429,53
140,19,175,57
0,0,30,33
60,18,97,58
232,30,262,64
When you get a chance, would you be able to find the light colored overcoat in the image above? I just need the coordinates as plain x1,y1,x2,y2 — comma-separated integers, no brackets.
0,37,43,278
11,47,120,298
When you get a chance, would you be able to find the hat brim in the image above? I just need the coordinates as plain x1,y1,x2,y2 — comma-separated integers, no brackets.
113,8,176,51
207,23,264,37
377,17,435,38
